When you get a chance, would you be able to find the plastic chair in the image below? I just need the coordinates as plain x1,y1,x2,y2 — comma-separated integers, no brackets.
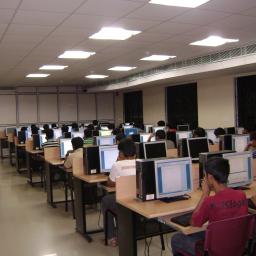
176,214,255,256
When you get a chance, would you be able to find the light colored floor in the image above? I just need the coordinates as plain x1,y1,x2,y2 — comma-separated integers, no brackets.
0,157,173,256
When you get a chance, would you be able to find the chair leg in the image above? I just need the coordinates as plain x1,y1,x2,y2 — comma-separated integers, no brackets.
64,182,68,212
71,188,75,219
104,211,109,246
160,234,165,251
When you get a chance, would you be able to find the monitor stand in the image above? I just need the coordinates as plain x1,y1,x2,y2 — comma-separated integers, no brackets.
159,194,191,203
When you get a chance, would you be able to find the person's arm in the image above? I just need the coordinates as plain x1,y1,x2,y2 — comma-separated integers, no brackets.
107,163,118,187
64,154,72,169
147,133,154,142
191,178,210,226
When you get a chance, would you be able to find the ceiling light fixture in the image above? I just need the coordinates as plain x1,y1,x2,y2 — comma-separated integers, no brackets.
58,51,95,59
108,66,137,71
140,54,176,61
149,0,211,8
86,74,109,79
26,74,50,78
39,65,68,70
190,35,239,47
89,27,141,40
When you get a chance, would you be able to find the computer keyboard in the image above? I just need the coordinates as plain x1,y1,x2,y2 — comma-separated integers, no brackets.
171,212,193,227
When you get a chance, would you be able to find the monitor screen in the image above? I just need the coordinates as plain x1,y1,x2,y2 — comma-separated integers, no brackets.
53,128,62,139
187,137,209,160
155,158,193,199
232,135,249,152
176,131,192,142
143,141,167,159
26,130,32,139
177,124,190,131
60,138,73,159
96,136,116,146
124,128,138,136
72,132,84,138
144,124,153,133
153,126,165,133
223,152,253,188
225,127,236,135
6,127,16,135
99,130,112,136
206,129,216,143
140,133,156,143
99,145,119,173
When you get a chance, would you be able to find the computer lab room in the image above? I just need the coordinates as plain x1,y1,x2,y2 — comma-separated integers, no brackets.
1,0,256,256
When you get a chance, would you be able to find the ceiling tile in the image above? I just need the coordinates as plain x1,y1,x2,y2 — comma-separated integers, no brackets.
7,24,55,36
240,7,256,17
0,9,15,24
0,0,21,9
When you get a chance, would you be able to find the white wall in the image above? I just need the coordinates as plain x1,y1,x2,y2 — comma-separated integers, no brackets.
115,75,236,128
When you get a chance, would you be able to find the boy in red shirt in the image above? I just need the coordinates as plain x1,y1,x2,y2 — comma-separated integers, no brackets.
171,157,248,256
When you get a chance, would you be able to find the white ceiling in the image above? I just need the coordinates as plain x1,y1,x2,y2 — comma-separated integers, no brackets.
0,0,256,87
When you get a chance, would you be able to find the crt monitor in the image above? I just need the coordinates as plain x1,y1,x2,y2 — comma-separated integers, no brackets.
32,134,41,150
96,136,116,146
154,158,193,199
25,130,32,139
99,145,119,173
53,128,62,139
124,128,138,136
72,132,84,138
177,124,190,131
144,124,153,133
18,131,26,144
206,129,217,143
60,138,73,159
232,135,250,152
187,137,209,161
99,130,112,136
223,151,253,188
225,127,236,135
143,141,167,159
176,131,192,142
5,127,16,135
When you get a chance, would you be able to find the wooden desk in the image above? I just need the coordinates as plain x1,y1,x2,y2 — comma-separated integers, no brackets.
73,158,109,242
26,149,44,186
15,143,27,173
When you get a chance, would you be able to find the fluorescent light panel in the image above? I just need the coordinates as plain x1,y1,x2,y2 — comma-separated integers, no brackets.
149,0,211,8
58,51,95,59
86,74,109,79
26,74,50,78
39,65,68,70
108,66,136,71
89,27,141,40
140,54,176,61
190,36,239,47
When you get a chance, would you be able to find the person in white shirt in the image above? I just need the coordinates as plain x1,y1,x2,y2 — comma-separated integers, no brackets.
102,138,136,246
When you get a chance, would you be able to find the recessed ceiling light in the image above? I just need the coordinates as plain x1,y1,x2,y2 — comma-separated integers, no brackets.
140,55,176,61
149,0,211,8
26,74,50,78
39,65,68,70
58,51,95,59
86,74,109,79
108,66,137,71
190,36,239,47
89,27,141,40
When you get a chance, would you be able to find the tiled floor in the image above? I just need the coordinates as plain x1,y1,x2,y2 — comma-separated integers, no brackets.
0,157,173,256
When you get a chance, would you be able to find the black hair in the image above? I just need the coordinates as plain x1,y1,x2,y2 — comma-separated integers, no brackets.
92,120,98,126
156,130,166,140
250,131,256,141
113,128,121,135
31,126,39,135
71,137,84,150
61,125,69,133
46,129,54,140
84,129,92,138
51,123,57,128
157,120,165,127
31,124,36,129
118,138,136,157
87,124,94,131
205,157,230,184
214,127,226,137
43,124,49,131
116,133,125,143
71,122,78,129
21,127,27,132
193,127,206,137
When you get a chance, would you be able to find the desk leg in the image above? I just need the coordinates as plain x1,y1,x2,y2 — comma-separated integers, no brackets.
8,142,12,166
45,162,55,208
15,145,19,172
0,139,3,159
26,152,32,185
117,203,137,256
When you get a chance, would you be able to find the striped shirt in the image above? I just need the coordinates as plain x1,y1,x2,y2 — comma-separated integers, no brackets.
84,137,94,145
42,139,59,149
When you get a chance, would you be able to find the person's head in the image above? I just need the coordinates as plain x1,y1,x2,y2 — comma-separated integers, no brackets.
193,127,206,138
205,157,230,189
51,123,57,129
118,138,136,160
155,130,166,140
113,128,121,135
71,122,78,130
84,129,92,139
45,129,54,140
87,124,94,131
116,133,125,144
250,131,256,147
71,137,84,150
21,127,27,132
157,120,165,127
214,127,226,138
43,124,49,131
61,125,69,133
31,124,36,129
31,126,39,135
92,120,98,126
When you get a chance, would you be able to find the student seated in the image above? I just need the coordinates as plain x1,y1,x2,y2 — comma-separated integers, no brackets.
64,137,83,170
148,130,175,149
71,122,79,132
171,158,248,256
31,124,39,135
214,127,226,143
61,124,69,134
83,129,93,145
42,129,59,148
101,138,136,246
51,123,57,129
116,133,125,144
157,120,165,127
245,131,256,158
193,127,214,145
42,124,49,134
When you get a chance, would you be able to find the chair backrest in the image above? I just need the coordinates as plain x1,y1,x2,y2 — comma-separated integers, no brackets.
204,214,255,256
